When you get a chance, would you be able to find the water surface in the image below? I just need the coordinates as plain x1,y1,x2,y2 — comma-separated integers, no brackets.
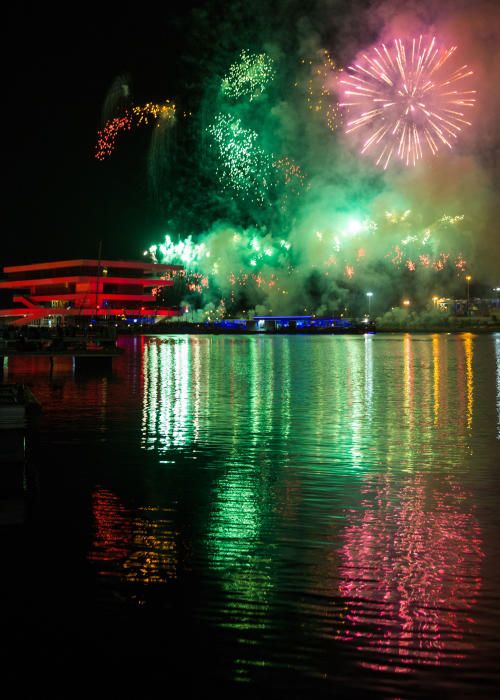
3,333,500,696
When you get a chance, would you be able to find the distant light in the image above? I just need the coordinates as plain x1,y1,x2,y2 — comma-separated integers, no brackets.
366,291,373,297
403,299,411,306
466,275,472,282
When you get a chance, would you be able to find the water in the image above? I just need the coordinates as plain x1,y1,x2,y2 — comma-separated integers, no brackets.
2,333,500,696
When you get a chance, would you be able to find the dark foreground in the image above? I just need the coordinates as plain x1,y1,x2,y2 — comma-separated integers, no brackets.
1,333,499,696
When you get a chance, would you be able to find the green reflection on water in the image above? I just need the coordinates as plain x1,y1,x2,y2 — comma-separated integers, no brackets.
142,338,191,451
139,334,480,471
496,335,500,440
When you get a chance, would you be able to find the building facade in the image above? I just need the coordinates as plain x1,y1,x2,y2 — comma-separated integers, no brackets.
0,259,183,326
437,297,500,318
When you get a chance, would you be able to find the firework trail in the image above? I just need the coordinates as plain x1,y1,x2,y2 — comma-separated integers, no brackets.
95,101,175,160
101,74,131,125
340,36,476,168
148,107,180,198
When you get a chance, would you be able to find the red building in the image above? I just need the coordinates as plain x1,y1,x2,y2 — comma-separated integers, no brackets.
0,259,183,326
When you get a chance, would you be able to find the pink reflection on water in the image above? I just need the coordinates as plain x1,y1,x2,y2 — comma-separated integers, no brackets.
337,474,483,672
89,488,132,568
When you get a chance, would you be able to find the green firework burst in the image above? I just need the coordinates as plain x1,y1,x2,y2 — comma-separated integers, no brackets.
221,49,275,102
208,113,273,204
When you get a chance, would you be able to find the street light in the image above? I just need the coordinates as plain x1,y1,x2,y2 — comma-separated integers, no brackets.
366,291,373,316
466,275,472,316
403,299,411,307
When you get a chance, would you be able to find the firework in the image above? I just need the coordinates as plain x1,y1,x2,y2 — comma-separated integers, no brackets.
145,206,470,317
208,113,272,203
340,36,476,168
383,210,469,272
221,49,275,101
312,209,469,280
146,229,295,307
273,157,305,188
132,101,175,125
299,49,342,131
95,101,175,160
95,115,132,160
145,234,207,267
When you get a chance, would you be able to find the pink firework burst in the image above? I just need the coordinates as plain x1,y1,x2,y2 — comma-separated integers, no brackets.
340,36,476,168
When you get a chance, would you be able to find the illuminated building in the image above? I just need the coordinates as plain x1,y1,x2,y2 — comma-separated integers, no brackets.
248,315,353,331
436,296,500,318
0,259,183,326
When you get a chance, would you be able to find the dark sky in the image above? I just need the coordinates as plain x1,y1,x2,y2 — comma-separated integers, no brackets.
5,3,202,268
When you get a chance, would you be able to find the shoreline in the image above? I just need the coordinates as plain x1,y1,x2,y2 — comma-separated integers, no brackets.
116,324,500,336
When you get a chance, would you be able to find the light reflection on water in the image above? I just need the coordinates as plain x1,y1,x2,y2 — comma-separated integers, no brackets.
337,473,483,672
5,333,499,694
89,487,178,585
496,334,500,439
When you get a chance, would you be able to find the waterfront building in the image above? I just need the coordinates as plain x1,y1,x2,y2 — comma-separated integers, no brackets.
436,297,500,319
248,315,353,331
0,259,182,326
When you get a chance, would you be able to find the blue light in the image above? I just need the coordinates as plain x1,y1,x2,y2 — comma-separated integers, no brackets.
254,315,312,321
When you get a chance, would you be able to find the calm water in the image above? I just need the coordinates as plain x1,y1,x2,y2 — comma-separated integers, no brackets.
3,333,500,696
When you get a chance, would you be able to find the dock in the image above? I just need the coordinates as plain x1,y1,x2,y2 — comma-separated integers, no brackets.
0,328,122,371
1,346,122,370
0,384,41,525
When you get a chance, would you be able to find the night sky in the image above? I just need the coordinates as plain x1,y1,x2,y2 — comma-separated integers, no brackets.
5,1,499,299
5,3,202,268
